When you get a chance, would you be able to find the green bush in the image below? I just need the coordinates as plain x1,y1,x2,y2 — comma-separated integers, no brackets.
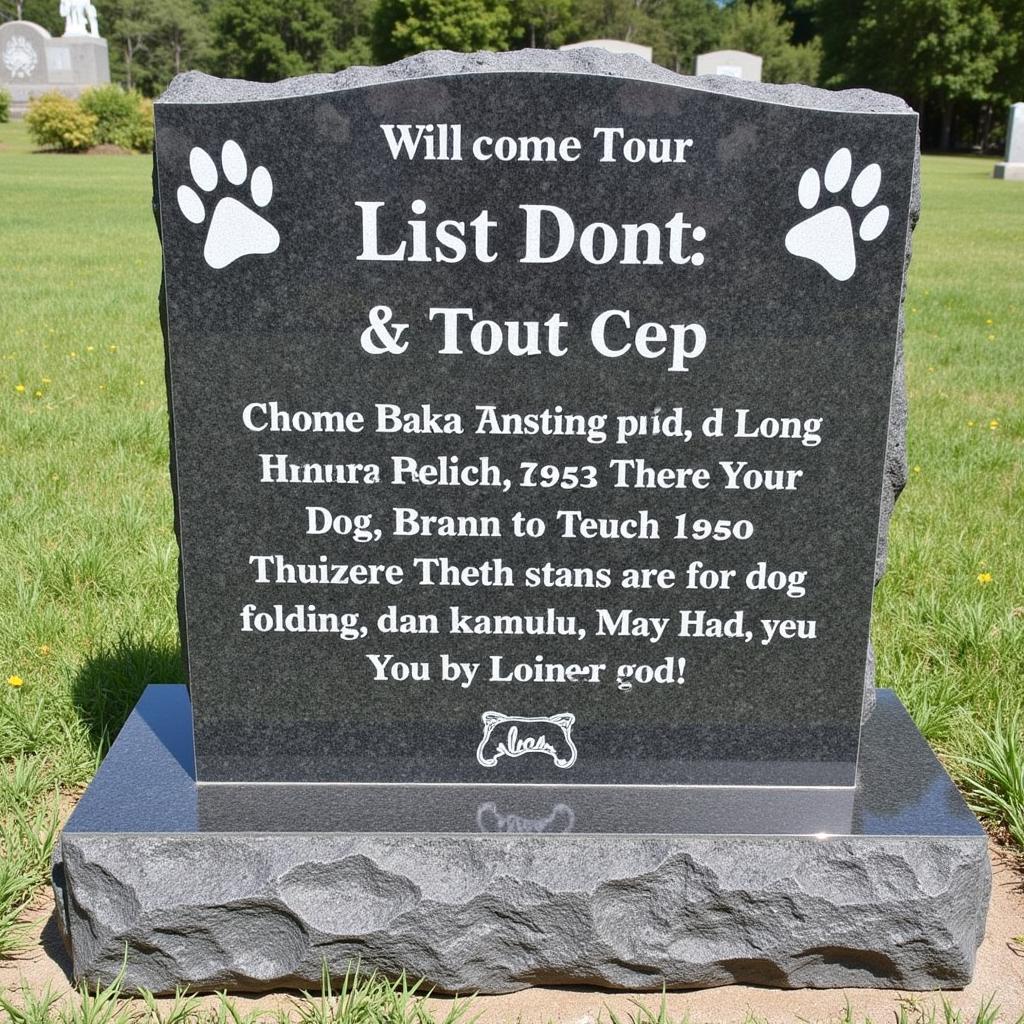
80,84,152,152
24,91,97,152
133,98,155,154
0,89,10,125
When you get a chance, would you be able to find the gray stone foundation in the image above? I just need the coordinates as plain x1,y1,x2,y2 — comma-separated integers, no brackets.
54,686,990,995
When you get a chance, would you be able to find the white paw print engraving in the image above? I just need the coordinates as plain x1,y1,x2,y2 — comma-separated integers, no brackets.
176,140,279,270
784,148,889,282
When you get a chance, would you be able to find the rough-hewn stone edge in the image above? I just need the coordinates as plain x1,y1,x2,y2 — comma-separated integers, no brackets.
56,831,989,996
156,48,914,117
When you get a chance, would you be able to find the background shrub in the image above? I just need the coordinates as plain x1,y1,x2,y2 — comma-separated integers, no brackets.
24,92,97,152
132,98,155,153
0,89,10,125
80,85,151,151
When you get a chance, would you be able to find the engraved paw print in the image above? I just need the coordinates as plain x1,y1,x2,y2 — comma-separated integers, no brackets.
176,140,279,270
784,148,889,282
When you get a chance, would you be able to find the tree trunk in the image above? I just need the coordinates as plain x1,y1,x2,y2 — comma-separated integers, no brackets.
125,39,134,91
174,40,181,76
940,100,953,152
530,24,536,48
980,103,993,153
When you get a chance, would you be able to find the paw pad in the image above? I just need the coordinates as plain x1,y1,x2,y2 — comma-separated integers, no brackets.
784,147,889,282
176,140,279,270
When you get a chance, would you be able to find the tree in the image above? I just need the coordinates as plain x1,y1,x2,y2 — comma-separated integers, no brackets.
154,0,212,79
720,0,821,84
212,0,339,81
332,0,375,66
570,0,666,49
102,0,160,92
15,0,62,34
510,0,578,49
657,0,723,73
372,0,516,63
807,0,1008,150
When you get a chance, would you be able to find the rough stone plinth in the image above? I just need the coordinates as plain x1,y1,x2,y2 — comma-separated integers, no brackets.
54,686,990,995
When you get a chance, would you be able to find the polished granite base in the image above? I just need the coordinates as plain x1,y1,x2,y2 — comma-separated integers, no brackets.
54,686,990,994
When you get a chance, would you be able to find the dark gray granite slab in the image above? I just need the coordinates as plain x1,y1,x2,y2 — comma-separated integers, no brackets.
154,51,919,787
55,685,989,993
64,685,983,838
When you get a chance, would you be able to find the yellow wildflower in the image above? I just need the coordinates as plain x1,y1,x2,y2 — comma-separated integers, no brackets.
42,377,51,383
990,420,999,430
39,645,50,655
14,383,25,392
34,390,42,398
912,465,921,474
7,675,23,688
977,573,993,585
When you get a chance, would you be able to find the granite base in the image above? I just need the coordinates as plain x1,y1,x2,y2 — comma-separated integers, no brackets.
993,162,1024,180
54,686,989,994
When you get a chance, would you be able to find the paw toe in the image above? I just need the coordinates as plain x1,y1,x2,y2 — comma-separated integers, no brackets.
176,184,205,224
221,139,247,185
859,204,889,242
824,147,852,192
798,167,820,210
188,147,217,192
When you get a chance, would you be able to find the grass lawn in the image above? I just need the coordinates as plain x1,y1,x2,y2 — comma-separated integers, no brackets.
0,117,1022,1017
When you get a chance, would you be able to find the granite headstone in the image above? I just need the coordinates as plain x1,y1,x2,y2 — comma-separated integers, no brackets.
993,101,1024,180
53,49,990,996
694,49,763,82
159,52,913,789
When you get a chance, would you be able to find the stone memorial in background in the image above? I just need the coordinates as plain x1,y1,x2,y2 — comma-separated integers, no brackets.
54,49,990,995
0,1,109,118
695,49,762,81
993,101,1024,179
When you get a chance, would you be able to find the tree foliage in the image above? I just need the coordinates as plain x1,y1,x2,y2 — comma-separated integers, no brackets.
721,0,821,84
212,0,339,80
372,0,515,63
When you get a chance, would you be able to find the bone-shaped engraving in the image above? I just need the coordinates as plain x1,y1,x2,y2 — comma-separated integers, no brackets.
476,711,577,769
476,801,576,833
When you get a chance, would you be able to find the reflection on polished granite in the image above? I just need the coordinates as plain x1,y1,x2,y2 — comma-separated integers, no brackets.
64,685,982,838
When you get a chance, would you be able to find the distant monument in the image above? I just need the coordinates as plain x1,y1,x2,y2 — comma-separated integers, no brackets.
560,39,653,62
0,0,110,117
993,102,1024,180
695,49,762,81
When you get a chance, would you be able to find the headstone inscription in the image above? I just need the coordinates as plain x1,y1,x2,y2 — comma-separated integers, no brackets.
993,101,1024,179
54,50,990,996
162,55,915,791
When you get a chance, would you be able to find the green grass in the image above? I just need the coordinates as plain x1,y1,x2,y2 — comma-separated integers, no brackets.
1,965,1022,1024
0,122,1022,1004
869,155,1024,842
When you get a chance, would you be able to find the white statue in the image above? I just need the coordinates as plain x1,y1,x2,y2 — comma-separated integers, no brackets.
61,0,100,38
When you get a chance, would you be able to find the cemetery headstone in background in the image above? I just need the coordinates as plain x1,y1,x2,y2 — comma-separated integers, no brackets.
694,49,763,81
54,49,990,995
0,10,109,118
993,101,1024,179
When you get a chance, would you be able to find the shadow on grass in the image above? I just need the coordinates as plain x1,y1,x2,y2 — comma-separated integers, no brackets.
72,637,184,755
